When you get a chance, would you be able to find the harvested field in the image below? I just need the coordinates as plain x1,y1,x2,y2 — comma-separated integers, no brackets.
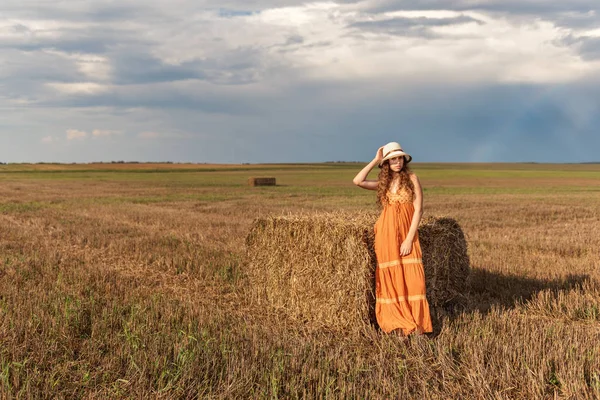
0,162,599,398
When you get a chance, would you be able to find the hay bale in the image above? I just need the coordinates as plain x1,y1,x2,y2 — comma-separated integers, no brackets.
248,177,276,186
419,216,470,308
245,212,469,331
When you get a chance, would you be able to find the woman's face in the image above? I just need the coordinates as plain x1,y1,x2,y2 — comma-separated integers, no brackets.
388,156,405,172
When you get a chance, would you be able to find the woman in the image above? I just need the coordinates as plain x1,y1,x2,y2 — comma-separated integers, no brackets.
353,142,432,336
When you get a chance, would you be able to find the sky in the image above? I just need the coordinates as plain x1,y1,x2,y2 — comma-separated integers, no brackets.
1,0,599,163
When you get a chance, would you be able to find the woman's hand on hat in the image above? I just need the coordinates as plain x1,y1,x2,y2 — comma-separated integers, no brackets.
375,146,384,163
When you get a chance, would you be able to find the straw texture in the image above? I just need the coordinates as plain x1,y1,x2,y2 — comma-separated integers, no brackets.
245,212,469,331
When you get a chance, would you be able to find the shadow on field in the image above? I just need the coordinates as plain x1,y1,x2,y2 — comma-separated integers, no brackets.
428,268,590,335
466,267,590,313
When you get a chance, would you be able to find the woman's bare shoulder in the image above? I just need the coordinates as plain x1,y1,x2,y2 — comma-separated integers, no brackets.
408,172,421,183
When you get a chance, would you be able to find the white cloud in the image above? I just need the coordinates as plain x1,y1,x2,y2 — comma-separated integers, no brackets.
65,128,121,140
43,50,112,81
136,2,597,85
46,82,110,95
41,135,55,143
66,129,87,140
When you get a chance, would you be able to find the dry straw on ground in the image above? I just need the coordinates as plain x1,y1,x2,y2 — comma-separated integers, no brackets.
248,177,276,186
245,212,470,332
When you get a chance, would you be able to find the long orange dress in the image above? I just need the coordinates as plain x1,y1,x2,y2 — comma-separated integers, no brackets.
373,187,433,335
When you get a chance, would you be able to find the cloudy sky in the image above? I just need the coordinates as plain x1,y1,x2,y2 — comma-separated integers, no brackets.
1,0,599,163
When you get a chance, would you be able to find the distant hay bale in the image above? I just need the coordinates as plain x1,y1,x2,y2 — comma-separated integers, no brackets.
248,177,276,186
245,212,469,331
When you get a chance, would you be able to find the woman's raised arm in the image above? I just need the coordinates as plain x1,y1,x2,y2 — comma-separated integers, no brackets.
352,147,383,190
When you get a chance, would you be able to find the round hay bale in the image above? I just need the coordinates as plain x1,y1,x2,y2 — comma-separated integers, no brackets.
245,212,469,332
418,216,470,307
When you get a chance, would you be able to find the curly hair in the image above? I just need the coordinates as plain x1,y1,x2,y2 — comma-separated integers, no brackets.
376,160,414,208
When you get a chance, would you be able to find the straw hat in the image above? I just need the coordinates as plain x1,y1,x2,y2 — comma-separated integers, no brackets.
379,142,412,167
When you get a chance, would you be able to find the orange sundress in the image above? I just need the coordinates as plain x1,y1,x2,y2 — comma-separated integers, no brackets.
373,187,433,335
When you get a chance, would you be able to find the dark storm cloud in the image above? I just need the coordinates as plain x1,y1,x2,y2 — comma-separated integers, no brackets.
111,53,207,85
551,11,600,30
153,77,600,162
344,0,600,31
557,34,600,61
218,8,256,17
578,37,600,60
5,36,111,54
2,32,263,89
0,23,148,55
265,80,600,163
348,15,483,37
0,48,85,104
109,44,266,86
284,35,304,45
562,36,600,61
42,93,248,114
34,80,266,115
349,0,597,15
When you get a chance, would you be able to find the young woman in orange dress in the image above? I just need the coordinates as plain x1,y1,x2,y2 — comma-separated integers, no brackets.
353,142,433,336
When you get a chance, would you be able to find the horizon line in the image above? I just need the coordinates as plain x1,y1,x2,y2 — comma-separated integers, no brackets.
1,161,600,166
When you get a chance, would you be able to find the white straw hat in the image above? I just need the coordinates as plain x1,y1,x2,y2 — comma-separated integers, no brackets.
379,142,412,167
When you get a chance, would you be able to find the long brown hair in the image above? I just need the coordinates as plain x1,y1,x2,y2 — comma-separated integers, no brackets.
376,160,414,207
